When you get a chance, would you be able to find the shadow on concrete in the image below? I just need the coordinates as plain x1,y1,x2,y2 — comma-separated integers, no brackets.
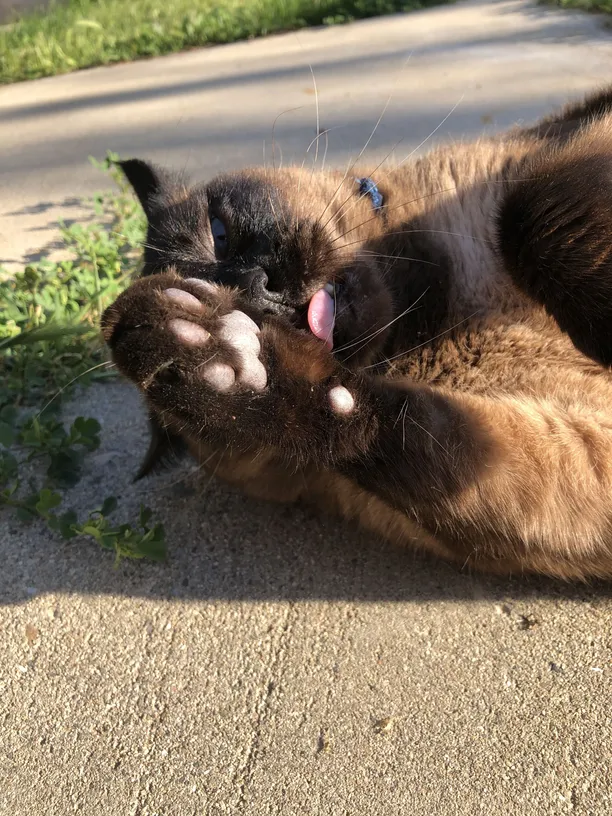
2,13,602,123
2,457,611,607
1,97,559,268
0,0,48,24
4,197,84,217
1,99,560,184
0,196,92,265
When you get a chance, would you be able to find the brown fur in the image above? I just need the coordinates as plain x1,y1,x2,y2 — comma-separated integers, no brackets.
102,87,612,580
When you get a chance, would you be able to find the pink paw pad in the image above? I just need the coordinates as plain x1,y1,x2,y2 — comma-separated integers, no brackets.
200,362,236,393
328,385,354,415
213,310,267,391
183,278,220,296
168,318,210,346
164,287,206,315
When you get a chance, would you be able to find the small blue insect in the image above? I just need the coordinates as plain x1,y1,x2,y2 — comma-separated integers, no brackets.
355,177,384,213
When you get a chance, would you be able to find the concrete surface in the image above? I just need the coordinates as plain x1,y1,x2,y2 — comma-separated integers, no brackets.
0,0,48,24
2,0,612,267
1,1,612,814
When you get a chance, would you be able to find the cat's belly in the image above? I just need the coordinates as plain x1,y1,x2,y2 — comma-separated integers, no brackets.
186,437,307,503
186,435,456,562
184,430,612,579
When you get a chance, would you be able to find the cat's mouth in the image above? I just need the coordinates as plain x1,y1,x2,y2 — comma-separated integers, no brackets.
307,282,337,350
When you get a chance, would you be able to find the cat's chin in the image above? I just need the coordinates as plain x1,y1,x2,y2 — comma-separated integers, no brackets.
329,263,394,366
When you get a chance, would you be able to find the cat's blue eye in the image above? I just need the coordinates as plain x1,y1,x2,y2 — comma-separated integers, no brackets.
210,216,228,259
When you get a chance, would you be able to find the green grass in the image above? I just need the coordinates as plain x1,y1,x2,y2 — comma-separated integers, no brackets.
0,154,166,564
0,0,448,84
544,0,612,12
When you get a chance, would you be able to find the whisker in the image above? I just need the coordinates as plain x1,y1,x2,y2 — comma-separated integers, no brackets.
324,119,541,253
317,53,413,230
363,310,482,369
359,249,440,267
275,143,284,171
138,242,165,254
304,125,345,158
318,114,404,234
398,397,409,451
195,351,219,372
326,184,489,247
294,125,348,230
335,288,429,358
270,105,304,174
316,153,359,233
333,95,464,232
296,125,344,229
198,445,227,494
137,447,220,496
36,360,115,418
309,65,321,169
321,127,330,172
324,273,338,349
267,188,286,232
320,131,405,234
396,95,464,167
406,414,451,456
331,287,397,354
326,228,494,258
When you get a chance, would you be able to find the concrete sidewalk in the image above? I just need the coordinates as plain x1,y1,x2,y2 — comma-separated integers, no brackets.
1,2,612,814
2,0,612,266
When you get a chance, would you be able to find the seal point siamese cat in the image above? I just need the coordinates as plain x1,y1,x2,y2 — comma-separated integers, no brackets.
102,87,612,580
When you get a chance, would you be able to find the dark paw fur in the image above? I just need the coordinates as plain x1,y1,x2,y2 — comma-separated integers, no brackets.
101,273,365,460
102,274,267,394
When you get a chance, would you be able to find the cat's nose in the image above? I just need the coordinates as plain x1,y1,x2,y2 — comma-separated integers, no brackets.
244,268,270,300
242,268,289,315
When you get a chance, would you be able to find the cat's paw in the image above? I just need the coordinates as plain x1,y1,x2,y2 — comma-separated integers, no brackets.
102,272,268,397
102,272,364,457
164,283,267,393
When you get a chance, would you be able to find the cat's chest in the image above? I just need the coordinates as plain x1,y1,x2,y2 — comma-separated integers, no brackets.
398,142,529,318
425,195,518,319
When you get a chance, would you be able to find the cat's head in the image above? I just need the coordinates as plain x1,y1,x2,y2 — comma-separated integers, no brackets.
119,159,394,366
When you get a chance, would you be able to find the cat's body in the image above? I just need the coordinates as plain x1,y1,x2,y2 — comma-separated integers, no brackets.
102,87,612,580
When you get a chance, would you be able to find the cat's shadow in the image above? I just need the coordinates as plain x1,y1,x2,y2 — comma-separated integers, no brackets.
1,380,610,607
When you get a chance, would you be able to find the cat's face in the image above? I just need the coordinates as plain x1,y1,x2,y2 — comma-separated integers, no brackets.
120,160,394,366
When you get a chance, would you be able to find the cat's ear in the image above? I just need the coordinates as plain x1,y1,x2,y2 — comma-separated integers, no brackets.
117,158,181,220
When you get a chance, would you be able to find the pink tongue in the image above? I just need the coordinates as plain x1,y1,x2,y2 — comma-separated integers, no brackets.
307,288,335,350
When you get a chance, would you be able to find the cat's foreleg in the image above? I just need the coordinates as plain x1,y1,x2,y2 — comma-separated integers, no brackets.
100,272,485,484
102,272,612,577
101,273,498,534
